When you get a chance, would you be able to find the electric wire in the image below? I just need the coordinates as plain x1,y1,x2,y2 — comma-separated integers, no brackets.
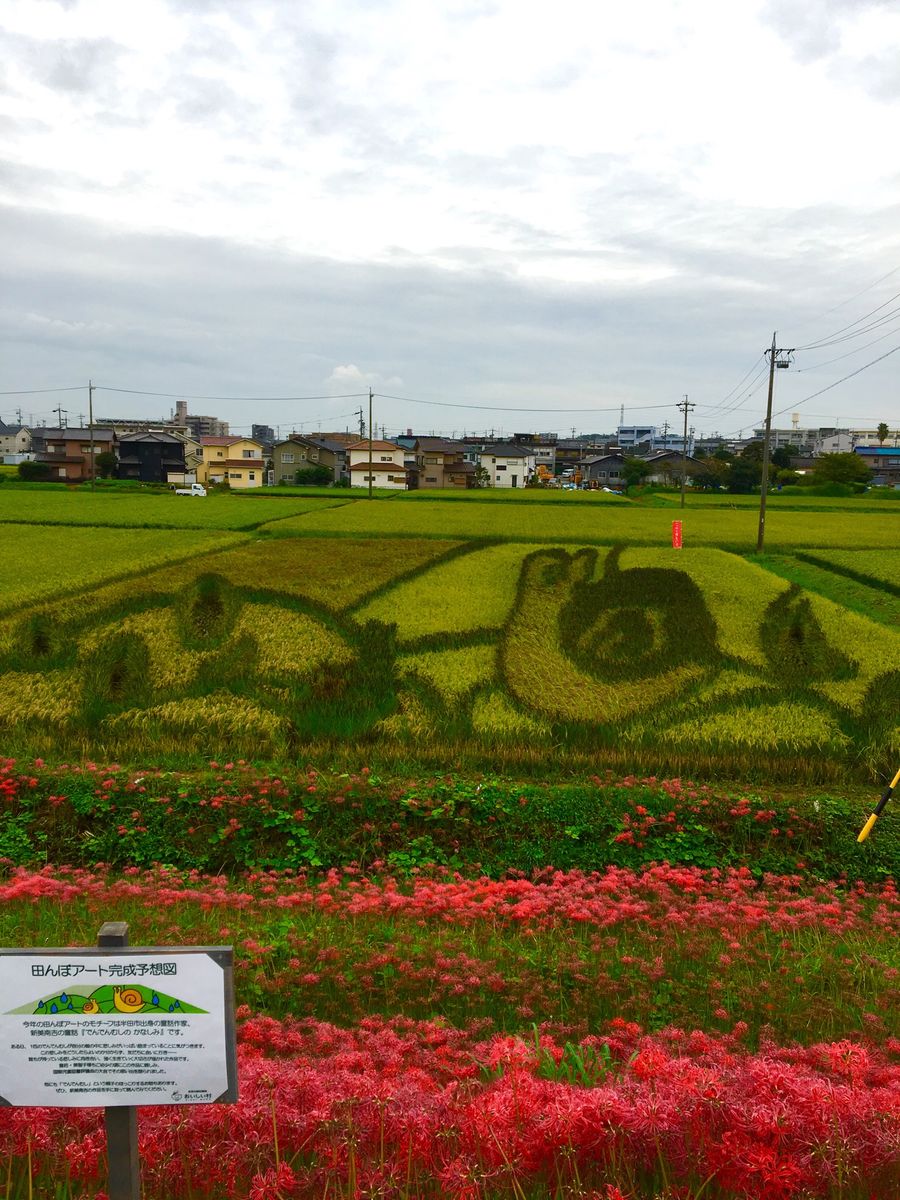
373,392,674,414
793,265,900,332
94,386,370,403
795,289,900,351
769,342,900,423
0,386,85,396
796,320,900,371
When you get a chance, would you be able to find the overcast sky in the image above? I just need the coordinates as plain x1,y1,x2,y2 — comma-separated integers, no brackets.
2,0,899,438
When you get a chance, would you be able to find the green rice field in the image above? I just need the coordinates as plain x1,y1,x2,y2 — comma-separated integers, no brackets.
0,484,896,779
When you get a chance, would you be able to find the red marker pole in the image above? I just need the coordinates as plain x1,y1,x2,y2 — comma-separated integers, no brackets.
672,520,683,549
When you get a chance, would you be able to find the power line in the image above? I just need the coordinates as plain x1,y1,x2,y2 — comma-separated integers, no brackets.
795,289,900,351
793,264,900,332
94,386,369,403
374,392,675,414
0,386,84,396
796,320,900,371
768,342,900,423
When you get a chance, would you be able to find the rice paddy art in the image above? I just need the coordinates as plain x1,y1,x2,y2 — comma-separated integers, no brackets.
1,539,896,777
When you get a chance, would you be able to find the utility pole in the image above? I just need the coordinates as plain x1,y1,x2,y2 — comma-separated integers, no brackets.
54,406,67,428
661,420,669,451
368,388,373,501
15,407,22,424
357,408,365,438
88,379,96,492
677,395,695,509
756,332,793,553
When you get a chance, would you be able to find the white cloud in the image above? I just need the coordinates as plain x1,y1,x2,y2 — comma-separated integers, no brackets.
1,0,899,432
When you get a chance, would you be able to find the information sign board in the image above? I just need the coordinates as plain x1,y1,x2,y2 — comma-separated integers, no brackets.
671,520,683,549
0,947,236,1108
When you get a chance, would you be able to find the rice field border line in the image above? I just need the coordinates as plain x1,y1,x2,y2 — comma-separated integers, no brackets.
796,551,900,599
749,555,899,631
0,531,251,620
0,512,276,532
391,627,499,655
252,525,811,552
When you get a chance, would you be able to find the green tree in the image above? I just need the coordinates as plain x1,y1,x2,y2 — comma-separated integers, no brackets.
294,465,332,486
622,457,651,488
739,441,765,463
726,456,761,493
771,444,799,469
877,422,889,445
692,457,729,490
811,453,872,485
95,451,117,478
473,464,492,488
18,460,50,481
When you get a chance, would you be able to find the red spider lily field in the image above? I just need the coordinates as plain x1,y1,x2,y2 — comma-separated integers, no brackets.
1,762,900,1198
0,496,899,1198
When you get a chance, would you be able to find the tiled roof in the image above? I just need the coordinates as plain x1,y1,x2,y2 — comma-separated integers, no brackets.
346,439,403,452
200,435,262,447
349,462,407,471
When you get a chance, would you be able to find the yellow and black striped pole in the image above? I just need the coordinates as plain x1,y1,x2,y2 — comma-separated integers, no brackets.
858,766,900,843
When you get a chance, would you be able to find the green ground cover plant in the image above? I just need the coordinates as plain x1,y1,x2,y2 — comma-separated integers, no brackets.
0,760,895,883
0,525,247,614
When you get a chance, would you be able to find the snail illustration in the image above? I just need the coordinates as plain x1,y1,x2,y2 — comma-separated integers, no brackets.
81,997,100,1014
113,986,145,1013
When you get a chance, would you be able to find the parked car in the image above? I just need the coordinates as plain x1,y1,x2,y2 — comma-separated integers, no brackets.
174,483,207,497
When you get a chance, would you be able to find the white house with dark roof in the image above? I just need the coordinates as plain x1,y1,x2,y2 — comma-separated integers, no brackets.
346,439,408,489
0,422,32,462
478,442,536,488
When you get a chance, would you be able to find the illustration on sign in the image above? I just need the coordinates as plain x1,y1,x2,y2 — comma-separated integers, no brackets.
9,984,207,1016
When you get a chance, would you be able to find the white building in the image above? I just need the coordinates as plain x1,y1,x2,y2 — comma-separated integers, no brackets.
478,443,536,487
0,423,32,458
617,425,693,454
347,439,408,489
813,432,855,455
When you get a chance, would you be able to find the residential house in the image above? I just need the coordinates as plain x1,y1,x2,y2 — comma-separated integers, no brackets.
580,453,628,488
555,438,617,476
395,436,475,489
854,445,900,486
116,431,189,484
31,427,115,482
641,451,706,484
198,436,265,488
0,422,32,463
513,434,557,476
273,435,349,484
478,443,535,488
347,439,408,489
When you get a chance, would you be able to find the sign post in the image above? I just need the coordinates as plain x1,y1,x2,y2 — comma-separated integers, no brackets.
672,520,683,549
0,927,236,1199
98,922,140,1200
